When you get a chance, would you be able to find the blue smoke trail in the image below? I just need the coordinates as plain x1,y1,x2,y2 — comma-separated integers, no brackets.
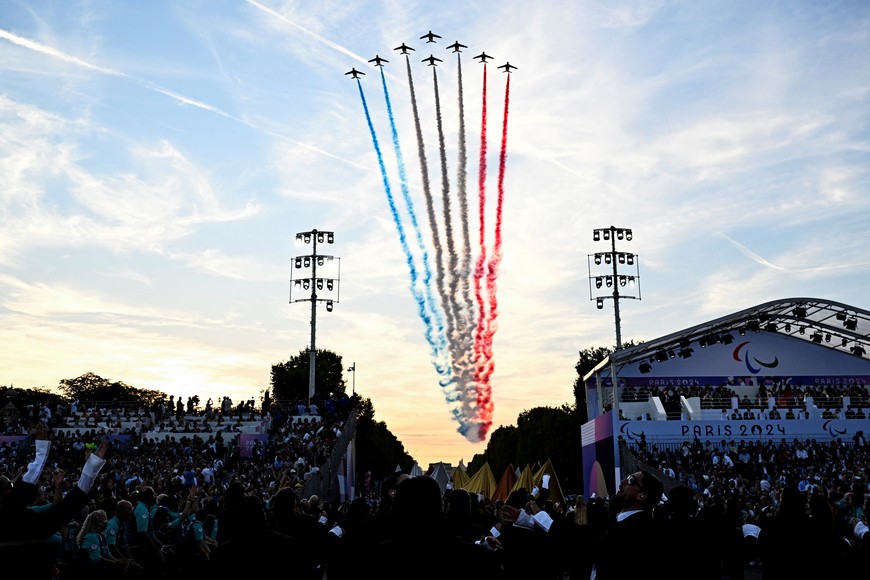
356,82,439,367
357,80,467,419
379,69,463,409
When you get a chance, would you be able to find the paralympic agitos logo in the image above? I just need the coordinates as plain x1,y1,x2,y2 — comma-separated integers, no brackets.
733,341,779,374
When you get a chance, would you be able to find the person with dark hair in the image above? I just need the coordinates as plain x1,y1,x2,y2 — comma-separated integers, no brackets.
208,494,299,576
658,484,720,580
759,483,817,579
367,476,504,576
267,486,327,580
591,470,665,580
445,488,488,542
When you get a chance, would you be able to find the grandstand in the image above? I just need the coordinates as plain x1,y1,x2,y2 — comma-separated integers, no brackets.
581,297,870,498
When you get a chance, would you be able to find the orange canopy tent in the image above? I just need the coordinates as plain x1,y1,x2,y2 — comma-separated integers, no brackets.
492,463,518,502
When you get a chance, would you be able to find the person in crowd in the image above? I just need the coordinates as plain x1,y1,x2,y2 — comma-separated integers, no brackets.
75,508,138,578
208,494,299,576
268,485,328,580
591,470,665,580
0,424,109,580
758,484,818,579
365,475,504,576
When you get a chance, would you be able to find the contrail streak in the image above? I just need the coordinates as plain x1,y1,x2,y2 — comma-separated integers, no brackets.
476,73,511,440
431,66,461,367
0,28,360,168
354,79,455,400
378,67,465,422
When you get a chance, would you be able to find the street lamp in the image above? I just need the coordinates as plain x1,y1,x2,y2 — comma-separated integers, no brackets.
589,226,641,414
291,229,340,404
347,362,356,396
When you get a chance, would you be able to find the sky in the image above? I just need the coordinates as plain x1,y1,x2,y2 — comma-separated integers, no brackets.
2,0,869,468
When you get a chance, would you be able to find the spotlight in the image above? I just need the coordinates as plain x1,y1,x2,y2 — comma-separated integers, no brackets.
842,337,849,347
303,257,311,268
303,234,311,244
606,277,613,288
616,229,624,240
625,229,633,241
594,254,602,265
793,306,807,318
294,257,302,269
604,254,612,264
302,280,310,290
851,345,866,357
593,231,600,242
316,279,324,290
845,318,858,331
317,257,325,266
595,277,603,289
765,323,777,332
678,348,694,359
627,255,635,265
655,351,668,362
317,232,325,243
668,350,676,359
825,333,831,343
596,298,604,310
603,230,611,241
836,312,847,321
785,323,791,332
811,332,823,344
799,326,805,335
326,300,334,312
721,334,734,345
327,232,334,244
618,253,626,264
639,363,652,374
326,280,334,291
738,326,746,336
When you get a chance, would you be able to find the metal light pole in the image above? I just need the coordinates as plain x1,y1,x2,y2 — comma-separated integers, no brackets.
291,229,340,405
589,226,641,413
347,362,356,396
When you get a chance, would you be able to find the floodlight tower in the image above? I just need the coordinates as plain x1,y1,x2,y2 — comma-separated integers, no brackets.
291,229,340,404
589,226,641,413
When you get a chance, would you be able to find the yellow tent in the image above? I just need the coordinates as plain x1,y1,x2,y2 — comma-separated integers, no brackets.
532,458,565,505
463,462,497,499
451,464,470,490
511,464,535,496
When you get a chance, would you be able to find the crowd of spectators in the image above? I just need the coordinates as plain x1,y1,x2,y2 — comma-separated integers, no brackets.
618,377,870,421
2,385,870,579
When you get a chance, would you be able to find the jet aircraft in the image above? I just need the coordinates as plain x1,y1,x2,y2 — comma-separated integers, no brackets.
498,62,518,73
422,54,443,67
420,30,442,43
394,43,415,55
474,52,493,63
368,55,389,67
446,41,467,53
345,68,365,79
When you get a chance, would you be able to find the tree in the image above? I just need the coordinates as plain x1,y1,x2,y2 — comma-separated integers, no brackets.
270,348,347,402
354,397,414,482
58,372,165,407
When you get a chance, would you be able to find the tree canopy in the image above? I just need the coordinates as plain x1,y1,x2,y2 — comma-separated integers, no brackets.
270,348,347,402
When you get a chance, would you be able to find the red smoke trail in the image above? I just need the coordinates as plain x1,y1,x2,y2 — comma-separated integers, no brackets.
476,74,510,440
473,64,488,393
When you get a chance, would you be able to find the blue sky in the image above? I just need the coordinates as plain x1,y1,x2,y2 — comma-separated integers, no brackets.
2,0,869,467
